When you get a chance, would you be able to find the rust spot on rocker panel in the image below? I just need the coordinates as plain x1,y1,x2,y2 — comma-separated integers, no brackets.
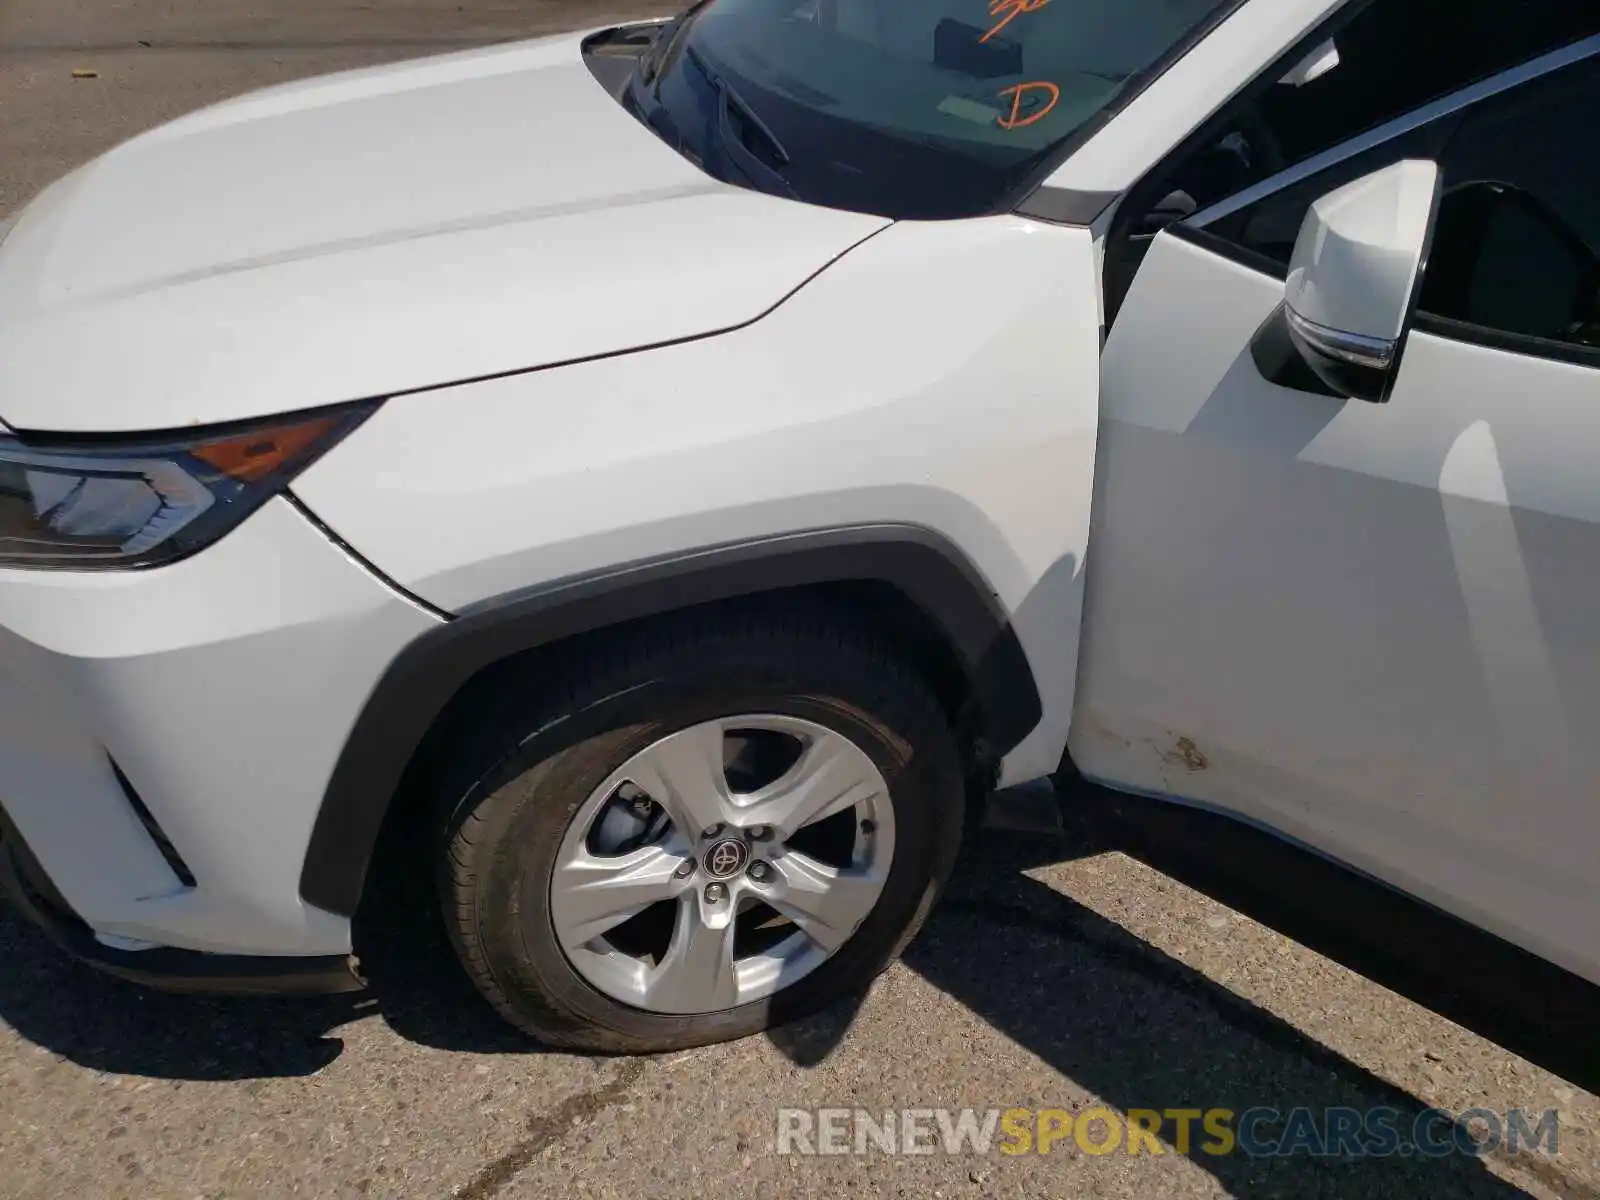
1162,736,1210,772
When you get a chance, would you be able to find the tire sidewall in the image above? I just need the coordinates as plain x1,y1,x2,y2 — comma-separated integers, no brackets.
449,663,962,1048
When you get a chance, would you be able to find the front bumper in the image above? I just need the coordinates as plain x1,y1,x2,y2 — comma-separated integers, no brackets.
0,816,363,994
0,494,441,960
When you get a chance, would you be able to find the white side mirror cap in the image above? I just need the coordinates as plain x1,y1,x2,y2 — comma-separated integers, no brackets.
1285,159,1439,343
1254,160,1441,403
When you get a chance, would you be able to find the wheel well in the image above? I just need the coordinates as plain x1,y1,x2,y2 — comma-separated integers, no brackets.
359,584,986,909
466,580,975,732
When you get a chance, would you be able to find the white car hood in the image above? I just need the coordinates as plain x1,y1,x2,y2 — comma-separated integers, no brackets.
0,31,888,433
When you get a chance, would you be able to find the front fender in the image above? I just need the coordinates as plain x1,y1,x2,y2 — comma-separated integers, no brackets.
297,523,1042,916
295,215,1104,913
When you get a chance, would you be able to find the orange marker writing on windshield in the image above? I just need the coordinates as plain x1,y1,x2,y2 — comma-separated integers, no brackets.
981,0,1052,43
996,81,1060,130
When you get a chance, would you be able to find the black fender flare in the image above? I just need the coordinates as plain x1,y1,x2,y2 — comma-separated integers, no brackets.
299,524,1042,916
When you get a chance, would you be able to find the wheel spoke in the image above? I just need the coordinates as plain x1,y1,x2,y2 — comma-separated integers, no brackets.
552,714,896,1016
551,845,687,947
766,849,881,952
644,895,740,1012
740,734,882,838
624,721,732,837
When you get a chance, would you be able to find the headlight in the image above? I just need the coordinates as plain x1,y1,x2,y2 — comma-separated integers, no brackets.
0,403,374,570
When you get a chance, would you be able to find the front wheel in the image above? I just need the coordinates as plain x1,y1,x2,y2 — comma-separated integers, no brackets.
435,612,965,1052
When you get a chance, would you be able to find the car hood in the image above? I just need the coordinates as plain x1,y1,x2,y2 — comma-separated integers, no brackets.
0,31,888,433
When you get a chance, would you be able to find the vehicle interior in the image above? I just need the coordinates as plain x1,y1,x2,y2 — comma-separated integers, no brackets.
1104,0,1600,321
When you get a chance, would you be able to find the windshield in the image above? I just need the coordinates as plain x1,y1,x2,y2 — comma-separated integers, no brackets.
624,0,1238,219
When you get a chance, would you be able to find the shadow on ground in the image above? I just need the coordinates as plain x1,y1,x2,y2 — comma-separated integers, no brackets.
766,812,1572,1198
0,816,554,1079
0,809,1580,1198
897,817,1573,1199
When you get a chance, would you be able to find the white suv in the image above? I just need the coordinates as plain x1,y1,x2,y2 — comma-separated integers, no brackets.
0,0,1595,1054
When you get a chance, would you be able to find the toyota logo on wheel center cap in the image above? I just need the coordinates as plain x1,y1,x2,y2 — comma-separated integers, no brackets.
704,838,749,880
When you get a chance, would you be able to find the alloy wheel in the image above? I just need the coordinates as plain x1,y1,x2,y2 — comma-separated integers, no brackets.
548,715,896,1015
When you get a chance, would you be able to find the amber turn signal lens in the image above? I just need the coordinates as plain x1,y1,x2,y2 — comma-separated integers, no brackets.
191,414,345,483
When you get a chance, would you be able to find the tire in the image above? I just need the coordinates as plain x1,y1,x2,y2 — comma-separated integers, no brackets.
434,608,965,1052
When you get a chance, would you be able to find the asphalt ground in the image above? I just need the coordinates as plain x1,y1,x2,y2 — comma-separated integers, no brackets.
1,4,1597,1197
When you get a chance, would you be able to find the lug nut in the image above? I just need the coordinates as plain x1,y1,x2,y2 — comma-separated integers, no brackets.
702,824,723,839
704,882,728,903
747,860,771,882
748,825,771,841
674,857,696,879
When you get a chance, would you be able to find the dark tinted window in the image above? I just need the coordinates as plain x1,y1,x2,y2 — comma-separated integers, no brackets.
1418,64,1600,352
1248,0,1597,169
1120,0,1597,244
1194,57,1599,359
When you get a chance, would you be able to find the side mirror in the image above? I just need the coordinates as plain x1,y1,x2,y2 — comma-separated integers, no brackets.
1254,159,1440,403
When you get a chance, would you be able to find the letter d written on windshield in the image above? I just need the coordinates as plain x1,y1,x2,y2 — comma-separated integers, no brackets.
997,81,1060,129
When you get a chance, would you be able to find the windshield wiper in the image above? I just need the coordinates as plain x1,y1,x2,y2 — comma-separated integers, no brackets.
639,0,720,88
682,44,798,198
